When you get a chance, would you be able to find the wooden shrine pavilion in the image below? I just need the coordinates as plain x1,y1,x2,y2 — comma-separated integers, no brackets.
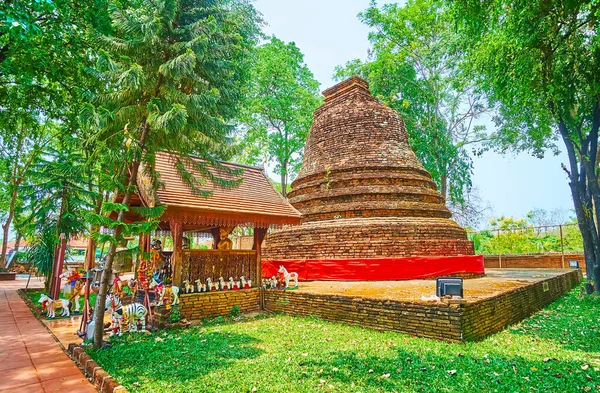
126,152,301,290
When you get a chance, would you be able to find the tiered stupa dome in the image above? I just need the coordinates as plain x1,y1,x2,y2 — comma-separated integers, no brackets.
262,77,474,260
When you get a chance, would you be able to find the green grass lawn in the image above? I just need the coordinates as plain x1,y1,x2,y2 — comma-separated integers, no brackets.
88,284,600,393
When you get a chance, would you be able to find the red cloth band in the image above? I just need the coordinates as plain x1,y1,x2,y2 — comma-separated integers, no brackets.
262,255,484,281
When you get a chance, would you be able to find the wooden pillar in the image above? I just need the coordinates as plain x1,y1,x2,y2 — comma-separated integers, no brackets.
50,234,67,299
210,227,220,249
254,227,267,309
170,220,183,287
559,224,565,269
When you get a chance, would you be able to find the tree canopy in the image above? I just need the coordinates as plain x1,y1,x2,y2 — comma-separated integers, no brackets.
335,0,489,206
236,36,321,197
451,0,600,290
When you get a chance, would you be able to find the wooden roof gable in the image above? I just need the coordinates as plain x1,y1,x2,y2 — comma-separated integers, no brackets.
136,152,301,229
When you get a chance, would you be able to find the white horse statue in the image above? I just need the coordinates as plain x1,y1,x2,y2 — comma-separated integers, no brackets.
278,266,299,289
39,294,71,318
149,278,180,306
183,280,194,294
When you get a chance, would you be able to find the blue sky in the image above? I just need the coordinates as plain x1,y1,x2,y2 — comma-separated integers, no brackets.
253,0,574,226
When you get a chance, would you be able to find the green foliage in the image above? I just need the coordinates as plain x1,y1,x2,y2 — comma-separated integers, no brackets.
229,304,241,318
88,284,599,393
470,215,583,255
25,225,58,280
450,0,600,287
334,0,489,204
169,307,182,323
236,36,322,196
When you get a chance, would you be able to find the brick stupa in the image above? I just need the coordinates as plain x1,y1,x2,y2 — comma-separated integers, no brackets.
263,77,475,261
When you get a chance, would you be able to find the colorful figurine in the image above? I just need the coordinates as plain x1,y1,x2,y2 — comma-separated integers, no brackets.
278,266,299,289
39,294,71,318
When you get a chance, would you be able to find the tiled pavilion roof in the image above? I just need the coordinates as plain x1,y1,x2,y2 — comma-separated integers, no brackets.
134,152,301,231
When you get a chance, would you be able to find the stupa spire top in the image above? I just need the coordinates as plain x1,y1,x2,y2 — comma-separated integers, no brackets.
322,76,370,103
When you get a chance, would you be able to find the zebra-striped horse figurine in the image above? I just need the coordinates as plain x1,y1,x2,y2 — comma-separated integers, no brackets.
105,294,148,335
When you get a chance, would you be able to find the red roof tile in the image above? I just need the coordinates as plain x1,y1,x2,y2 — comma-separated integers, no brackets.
138,152,301,228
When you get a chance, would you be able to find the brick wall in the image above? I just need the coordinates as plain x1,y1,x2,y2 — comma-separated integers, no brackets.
265,290,464,341
462,269,582,340
179,289,260,322
484,253,585,272
264,217,474,260
264,269,582,342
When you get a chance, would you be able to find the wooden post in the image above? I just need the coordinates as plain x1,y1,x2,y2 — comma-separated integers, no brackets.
78,236,96,336
253,228,267,310
211,227,220,249
170,220,183,287
50,234,67,299
559,224,565,268
497,229,502,269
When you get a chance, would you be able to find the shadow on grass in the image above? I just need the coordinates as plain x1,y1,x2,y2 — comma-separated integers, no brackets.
89,330,263,389
301,348,597,393
509,284,600,353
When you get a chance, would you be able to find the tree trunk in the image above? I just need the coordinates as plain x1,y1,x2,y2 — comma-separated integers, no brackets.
557,114,600,292
440,174,448,203
7,233,22,269
280,171,287,198
92,125,150,349
0,187,18,266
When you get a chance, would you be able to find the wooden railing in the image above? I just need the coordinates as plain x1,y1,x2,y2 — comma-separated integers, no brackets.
180,249,257,285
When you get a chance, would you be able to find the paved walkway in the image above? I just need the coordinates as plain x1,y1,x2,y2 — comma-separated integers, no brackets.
0,277,97,393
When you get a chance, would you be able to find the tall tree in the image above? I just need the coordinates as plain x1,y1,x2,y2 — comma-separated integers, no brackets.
0,0,111,264
451,0,600,291
82,0,261,348
237,36,321,197
334,0,489,205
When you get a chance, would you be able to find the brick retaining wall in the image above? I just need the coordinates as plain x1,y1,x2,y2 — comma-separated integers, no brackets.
265,290,463,341
179,289,260,322
462,269,582,340
484,253,585,272
265,269,582,342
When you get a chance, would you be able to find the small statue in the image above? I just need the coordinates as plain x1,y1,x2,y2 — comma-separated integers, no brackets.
39,294,71,318
219,277,226,291
278,266,299,289
206,278,212,292
195,278,202,292
217,227,234,250
234,280,240,290
228,277,234,290
183,280,194,294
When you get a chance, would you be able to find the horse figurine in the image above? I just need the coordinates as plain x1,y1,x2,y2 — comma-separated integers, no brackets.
219,277,226,291
206,278,213,292
149,277,180,306
278,266,299,289
240,276,247,289
69,279,86,313
183,280,194,294
195,278,203,292
39,294,71,318
113,275,133,297
105,294,148,335
270,276,278,289
228,277,234,290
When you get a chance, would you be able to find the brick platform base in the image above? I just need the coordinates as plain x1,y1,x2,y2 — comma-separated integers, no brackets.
179,289,260,322
264,269,582,342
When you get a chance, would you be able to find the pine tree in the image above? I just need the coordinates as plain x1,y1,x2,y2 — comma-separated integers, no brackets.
81,0,261,347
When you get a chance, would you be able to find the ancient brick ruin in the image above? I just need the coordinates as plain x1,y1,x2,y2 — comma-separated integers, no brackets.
263,76,475,260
